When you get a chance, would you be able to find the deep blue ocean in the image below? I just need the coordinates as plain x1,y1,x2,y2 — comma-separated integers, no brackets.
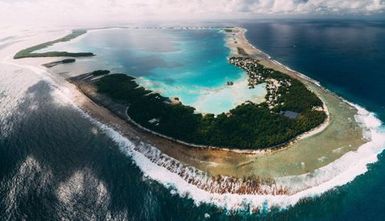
1,20,385,220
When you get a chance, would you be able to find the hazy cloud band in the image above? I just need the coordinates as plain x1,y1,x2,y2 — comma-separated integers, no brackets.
1,0,384,25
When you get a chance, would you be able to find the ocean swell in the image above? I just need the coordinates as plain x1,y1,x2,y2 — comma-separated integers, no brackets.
94,102,385,211
5,31,385,213
11,57,385,212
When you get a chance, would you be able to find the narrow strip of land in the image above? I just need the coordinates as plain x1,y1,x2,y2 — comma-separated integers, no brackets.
13,30,94,59
13,27,368,195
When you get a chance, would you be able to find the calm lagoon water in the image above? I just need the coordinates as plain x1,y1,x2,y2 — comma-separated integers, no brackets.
1,20,385,220
39,28,266,114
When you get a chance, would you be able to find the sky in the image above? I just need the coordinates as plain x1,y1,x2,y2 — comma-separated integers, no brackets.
1,0,385,26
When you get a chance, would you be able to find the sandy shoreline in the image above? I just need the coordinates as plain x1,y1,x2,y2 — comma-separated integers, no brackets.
4,26,383,205
222,27,333,152
63,26,332,155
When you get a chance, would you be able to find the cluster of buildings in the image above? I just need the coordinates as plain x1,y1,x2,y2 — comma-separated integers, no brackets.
229,57,292,110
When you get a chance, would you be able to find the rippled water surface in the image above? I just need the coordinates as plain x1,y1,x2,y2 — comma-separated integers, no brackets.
39,28,266,114
1,20,385,220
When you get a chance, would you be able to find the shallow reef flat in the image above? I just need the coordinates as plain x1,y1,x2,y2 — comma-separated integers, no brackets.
12,27,377,199
171,28,367,178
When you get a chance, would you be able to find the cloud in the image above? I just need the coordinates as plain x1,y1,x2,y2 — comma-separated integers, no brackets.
0,0,384,26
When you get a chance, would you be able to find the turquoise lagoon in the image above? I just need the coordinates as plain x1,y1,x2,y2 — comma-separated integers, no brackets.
40,28,266,114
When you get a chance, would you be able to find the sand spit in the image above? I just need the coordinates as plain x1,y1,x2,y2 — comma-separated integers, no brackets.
4,27,385,211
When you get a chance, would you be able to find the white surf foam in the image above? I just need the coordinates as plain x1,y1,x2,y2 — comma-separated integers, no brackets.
74,91,385,212
5,30,385,213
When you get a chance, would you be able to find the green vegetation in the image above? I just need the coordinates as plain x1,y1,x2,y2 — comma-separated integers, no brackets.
91,70,110,76
43,58,76,68
237,47,248,56
14,30,94,59
94,61,326,149
61,58,76,63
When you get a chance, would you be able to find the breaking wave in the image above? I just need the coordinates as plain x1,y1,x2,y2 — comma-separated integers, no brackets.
91,104,385,212
4,33,385,213
49,71,382,212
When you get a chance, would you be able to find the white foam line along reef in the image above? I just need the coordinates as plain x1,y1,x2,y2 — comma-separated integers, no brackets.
3,27,385,212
